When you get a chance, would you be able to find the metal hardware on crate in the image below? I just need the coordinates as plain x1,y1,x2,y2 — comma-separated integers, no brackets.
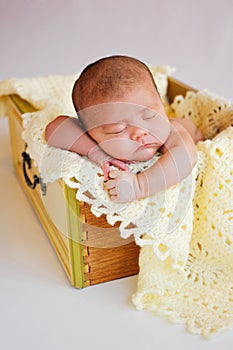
21,144,47,196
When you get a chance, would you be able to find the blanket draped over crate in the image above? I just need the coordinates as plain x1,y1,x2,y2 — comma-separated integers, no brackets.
1,67,233,338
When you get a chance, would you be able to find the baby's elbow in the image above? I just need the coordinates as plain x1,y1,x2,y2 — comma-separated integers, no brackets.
45,115,67,144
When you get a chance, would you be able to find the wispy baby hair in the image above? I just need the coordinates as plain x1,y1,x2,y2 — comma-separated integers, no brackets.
72,55,158,112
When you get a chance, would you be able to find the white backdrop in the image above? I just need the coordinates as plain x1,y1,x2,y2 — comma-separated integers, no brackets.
1,0,233,98
1,1,233,349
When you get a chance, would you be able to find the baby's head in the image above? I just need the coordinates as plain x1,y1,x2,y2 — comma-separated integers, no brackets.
72,55,160,111
72,55,170,162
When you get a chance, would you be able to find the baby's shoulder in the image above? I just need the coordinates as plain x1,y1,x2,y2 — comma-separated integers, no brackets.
161,118,192,151
169,118,203,143
169,117,195,131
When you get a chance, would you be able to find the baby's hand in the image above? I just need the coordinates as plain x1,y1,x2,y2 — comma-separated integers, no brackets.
105,170,141,203
102,159,129,181
87,144,129,180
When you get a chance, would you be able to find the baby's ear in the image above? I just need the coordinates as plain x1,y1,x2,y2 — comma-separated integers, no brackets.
76,115,85,130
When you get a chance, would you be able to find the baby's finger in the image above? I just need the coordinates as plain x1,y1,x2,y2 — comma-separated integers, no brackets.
110,159,130,171
109,188,117,196
110,195,117,201
109,170,120,179
102,162,110,180
104,179,116,189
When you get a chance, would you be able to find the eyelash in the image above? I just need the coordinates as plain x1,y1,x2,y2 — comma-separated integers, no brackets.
105,112,157,134
142,113,156,120
108,128,126,135
106,126,127,134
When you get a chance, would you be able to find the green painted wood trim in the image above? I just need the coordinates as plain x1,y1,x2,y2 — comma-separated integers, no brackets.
9,94,86,287
64,183,86,288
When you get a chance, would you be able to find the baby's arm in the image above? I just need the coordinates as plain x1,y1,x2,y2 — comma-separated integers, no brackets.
105,120,197,202
45,116,99,157
45,116,129,179
170,118,204,143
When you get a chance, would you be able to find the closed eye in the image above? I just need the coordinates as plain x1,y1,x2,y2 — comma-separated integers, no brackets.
106,129,126,135
142,112,158,120
104,124,127,134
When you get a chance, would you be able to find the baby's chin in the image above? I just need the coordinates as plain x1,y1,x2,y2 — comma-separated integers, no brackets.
117,148,157,163
133,154,156,162
133,147,158,161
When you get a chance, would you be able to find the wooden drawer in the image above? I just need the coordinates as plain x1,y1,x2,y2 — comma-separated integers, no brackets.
7,96,140,288
6,77,194,288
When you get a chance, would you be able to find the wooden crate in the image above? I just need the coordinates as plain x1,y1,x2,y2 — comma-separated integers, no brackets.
6,77,195,288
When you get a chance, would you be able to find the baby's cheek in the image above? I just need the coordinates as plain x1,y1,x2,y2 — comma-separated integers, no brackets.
99,139,137,161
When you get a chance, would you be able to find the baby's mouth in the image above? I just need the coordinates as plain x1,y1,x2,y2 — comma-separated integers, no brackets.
137,143,158,150
134,143,159,156
143,143,158,148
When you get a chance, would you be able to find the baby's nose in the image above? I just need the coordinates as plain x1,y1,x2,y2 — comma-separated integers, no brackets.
131,127,148,143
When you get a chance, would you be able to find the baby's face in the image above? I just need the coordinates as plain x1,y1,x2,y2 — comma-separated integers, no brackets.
80,86,170,162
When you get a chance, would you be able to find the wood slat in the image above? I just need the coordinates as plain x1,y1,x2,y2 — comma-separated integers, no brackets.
84,243,140,285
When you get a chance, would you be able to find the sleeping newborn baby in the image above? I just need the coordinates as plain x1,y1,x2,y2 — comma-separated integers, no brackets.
45,55,203,202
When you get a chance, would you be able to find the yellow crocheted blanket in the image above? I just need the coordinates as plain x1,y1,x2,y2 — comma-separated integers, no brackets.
1,69,233,338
